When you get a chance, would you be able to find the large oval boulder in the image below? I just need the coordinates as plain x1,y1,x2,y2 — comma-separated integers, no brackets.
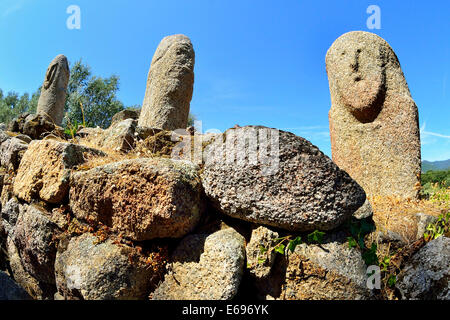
201,126,366,232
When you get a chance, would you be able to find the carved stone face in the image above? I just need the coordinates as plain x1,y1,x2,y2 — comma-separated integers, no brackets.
327,32,387,122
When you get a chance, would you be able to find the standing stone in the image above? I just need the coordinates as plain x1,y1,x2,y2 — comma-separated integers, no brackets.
138,35,195,131
36,55,70,126
326,31,421,199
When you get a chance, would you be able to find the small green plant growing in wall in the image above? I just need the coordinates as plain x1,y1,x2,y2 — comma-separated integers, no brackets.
256,229,326,263
423,211,450,242
346,218,378,266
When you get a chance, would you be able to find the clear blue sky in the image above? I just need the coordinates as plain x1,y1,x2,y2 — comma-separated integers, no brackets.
0,0,449,161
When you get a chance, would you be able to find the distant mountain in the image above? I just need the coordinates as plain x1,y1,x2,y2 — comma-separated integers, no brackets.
422,159,450,172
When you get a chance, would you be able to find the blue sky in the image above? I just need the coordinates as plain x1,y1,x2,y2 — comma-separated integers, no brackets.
0,0,449,161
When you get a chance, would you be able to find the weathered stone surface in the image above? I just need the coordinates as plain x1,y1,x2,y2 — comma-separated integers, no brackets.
1,198,22,235
22,114,56,139
11,204,59,285
0,174,14,208
202,126,366,232
77,127,104,139
13,140,104,204
258,236,372,300
138,34,195,130
246,226,279,279
396,236,450,300
14,134,32,144
0,129,10,144
55,233,154,300
327,31,421,199
69,158,203,241
93,119,137,152
152,228,245,300
6,235,52,300
415,213,437,240
36,55,70,126
111,109,140,126
0,271,31,300
0,137,28,170
135,126,163,140
353,199,373,219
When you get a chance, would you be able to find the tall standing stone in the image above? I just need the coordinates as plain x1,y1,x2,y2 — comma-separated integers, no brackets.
138,34,195,131
36,55,70,126
326,31,421,199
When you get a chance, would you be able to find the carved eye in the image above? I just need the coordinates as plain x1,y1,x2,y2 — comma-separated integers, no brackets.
341,51,346,56
356,49,362,53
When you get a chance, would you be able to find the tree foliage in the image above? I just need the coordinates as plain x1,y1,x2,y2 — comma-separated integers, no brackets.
421,170,450,188
0,89,39,124
65,60,125,128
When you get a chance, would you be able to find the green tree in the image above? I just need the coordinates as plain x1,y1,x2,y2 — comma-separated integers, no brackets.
0,88,40,124
65,60,124,128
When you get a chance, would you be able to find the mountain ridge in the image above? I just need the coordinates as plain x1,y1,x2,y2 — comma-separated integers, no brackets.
422,159,450,172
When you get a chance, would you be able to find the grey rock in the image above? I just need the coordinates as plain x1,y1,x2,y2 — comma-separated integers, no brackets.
111,109,140,126
96,119,137,152
14,134,32,144
353,199,374,219
0,123,5,131
77,127,104,138
396,236,450,300
36,55,70,126
139,34,195,131
376,230,407,250
21,114,55,140
258,236,373,300
1,198,22,235
282,242,371,300
135,126,163,140
6,235,52,300
202,126,366,232
0,137,29,170
246,226,279,279
152,228,246,300
55,233,155,300
12,204,59,285
0,271,31,300
415,213,438,240
0,130,10,144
